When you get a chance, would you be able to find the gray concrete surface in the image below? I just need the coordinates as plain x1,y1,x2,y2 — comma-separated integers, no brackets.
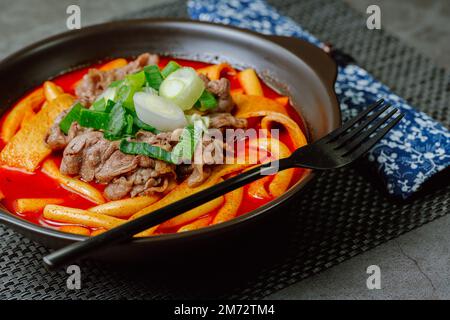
0,0,449,300
0,0,167,59
345,0,450,69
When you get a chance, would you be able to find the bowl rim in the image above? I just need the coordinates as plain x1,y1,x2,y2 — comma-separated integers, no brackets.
0,18,340,245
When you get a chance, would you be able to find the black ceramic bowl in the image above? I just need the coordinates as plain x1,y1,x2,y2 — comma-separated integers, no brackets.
0,19,340,258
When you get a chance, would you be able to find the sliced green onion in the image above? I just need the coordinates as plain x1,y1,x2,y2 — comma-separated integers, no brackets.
105,102,127,139
91,98,115,112
60,103,112,134
195,90,218,111
171,118,207,164
77,109,110,131
109,80,124,88
93,87,117,108
103,132,120,141
116,85,131,105
120,140,174,163
193,118,207,146
104,99,116,113
115,71,146,111
59,103,84,134
141,86,158,95
126,71,146,87
91,98,106,112
144,65,163,90
159,67,205,111
115,85,135,111
133,92,187,131
161,61,181,78
171,125,195,164
186,114,210,130
124,114,135,136
132,112,159,134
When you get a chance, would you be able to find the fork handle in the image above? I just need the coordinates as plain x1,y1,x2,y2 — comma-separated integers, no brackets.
43,157,295,270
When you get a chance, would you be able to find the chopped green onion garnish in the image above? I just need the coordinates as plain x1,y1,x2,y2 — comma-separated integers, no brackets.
171,118,207,164
115,85,136,111
132,112,159,134
91,98,106,112
171,125,195,163
133,92,188,131
144,65,164,90
120,140,174,163
125,114,135,136
126,71,146,87
195,90,218,111
109,80,124,88
186,114,210,130
103,132,120,141
91,99,116,113
116,85,131,104
93,87,117,108
105,102,127,139
59,103,84,134
60,103,111,134
115,71,146,111
77,109,110,131
90,98,116,113
159,67,205,111
104,99,116,113
161,61,181,78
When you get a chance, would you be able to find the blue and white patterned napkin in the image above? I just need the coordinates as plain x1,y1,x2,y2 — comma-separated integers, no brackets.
188,0,450,198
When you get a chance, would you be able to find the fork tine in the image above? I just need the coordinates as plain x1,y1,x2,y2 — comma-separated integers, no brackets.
345,113,404,160
321,99,384,143
341,108,399,154
333,103,391,149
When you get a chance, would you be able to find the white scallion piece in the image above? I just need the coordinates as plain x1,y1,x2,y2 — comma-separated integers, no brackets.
134,92,187,132
159,67,205,111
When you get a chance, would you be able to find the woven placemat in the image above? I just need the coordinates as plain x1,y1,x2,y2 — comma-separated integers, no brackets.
1,0,449,300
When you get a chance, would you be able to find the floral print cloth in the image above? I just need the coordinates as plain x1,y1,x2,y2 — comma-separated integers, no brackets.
188,0,450,198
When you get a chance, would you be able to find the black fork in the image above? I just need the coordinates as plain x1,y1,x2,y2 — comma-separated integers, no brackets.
43,99,403,270
291,99,402,169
